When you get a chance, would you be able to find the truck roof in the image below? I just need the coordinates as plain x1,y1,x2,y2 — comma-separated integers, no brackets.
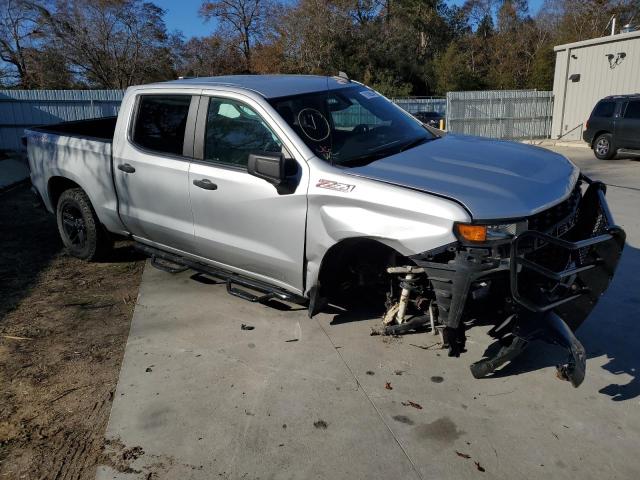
150,75,353,99
603,93,640,100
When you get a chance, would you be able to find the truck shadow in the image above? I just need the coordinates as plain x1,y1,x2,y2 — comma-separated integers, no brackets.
483,243,640,401
0,184,144,326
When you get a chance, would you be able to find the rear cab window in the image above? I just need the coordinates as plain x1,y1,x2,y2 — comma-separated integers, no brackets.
591,101,616,118
131,95,192,156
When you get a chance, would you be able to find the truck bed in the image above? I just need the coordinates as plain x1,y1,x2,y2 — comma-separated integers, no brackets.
29,117,117,142
25,116,126,236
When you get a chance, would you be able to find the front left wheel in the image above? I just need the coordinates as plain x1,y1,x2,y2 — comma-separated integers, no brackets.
56,188,112,260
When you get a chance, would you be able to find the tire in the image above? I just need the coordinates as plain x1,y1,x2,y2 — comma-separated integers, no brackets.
56,188,112,260
593,133,615,160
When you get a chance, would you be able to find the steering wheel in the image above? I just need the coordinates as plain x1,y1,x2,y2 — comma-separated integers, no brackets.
353,124,370,134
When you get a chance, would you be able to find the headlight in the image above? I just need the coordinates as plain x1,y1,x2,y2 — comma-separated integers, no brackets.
455,222,523,243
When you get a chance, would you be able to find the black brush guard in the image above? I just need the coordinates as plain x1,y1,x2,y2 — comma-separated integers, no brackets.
474,180,625,387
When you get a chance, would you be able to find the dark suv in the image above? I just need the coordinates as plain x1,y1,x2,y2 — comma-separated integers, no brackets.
583,94,640,159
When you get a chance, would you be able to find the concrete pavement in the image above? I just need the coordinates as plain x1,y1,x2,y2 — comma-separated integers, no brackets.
97,148,640,480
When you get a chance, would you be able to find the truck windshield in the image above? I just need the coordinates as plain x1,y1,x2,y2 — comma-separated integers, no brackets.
268,85,436,166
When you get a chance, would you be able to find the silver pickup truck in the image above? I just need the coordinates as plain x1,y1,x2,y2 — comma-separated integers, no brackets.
26,75,625,387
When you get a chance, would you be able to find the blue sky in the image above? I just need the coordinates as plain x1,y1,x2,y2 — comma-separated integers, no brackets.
156,0,546,39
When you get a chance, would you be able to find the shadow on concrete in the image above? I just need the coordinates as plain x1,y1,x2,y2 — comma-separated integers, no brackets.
479,243,640,401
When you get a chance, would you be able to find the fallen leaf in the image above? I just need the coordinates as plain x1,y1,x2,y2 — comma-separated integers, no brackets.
455,451,471,459
474,461,485,472
401,401,423,410
313,420,328,429
384,382,393,390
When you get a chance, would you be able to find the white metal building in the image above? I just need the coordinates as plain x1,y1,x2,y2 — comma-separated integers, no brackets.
551,30,640,140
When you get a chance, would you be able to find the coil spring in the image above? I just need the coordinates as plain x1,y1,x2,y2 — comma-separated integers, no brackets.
398,276,423,295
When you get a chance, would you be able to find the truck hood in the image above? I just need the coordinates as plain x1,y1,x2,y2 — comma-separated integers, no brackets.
344,135,579,220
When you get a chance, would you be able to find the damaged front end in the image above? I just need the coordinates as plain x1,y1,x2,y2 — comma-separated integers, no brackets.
388,176,625,387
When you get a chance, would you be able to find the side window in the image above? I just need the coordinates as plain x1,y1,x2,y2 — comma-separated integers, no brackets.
624,100,640,119
132,95,192,155
592,101,615,118
204,98,282,167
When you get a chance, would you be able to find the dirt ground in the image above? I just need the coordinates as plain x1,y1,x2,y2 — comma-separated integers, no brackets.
0,185,144,479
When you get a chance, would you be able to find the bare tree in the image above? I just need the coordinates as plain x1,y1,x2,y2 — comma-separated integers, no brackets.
0,0,49,87
41,0,175,88
174,34,244,77
199,0,269,71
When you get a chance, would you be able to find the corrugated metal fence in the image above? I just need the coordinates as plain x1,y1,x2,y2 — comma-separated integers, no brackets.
445,90,554,139
0,89,553,151
0,89,123,151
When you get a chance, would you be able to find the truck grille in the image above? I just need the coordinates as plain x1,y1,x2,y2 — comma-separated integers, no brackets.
527,182,581,234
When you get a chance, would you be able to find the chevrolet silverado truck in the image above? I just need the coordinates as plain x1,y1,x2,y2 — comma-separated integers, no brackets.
25,75,625,387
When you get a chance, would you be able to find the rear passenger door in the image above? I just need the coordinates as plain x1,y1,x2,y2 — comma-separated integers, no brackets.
619,100,640,149
188,94,308,293
113,92,198,253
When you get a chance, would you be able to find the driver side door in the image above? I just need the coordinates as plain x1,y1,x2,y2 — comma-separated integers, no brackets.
188,94,309,293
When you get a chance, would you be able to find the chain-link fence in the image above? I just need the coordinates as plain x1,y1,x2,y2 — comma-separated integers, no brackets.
445,90,554,140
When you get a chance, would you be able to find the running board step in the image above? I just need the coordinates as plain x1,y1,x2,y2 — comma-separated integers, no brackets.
134,243,307,306
226,281,276,303
618,148,640,156
150,255,189,274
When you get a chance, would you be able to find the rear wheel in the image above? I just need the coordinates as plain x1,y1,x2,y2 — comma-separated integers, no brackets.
593,133,615,160
56,188,112,260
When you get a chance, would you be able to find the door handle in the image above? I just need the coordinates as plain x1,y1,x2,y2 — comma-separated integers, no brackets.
193,179,218,190
118,163,136,174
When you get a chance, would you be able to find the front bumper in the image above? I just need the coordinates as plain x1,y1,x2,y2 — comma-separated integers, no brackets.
412,177,625,386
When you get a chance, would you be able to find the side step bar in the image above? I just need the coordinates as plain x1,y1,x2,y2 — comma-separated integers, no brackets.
617,148,640,157
135,243,308,306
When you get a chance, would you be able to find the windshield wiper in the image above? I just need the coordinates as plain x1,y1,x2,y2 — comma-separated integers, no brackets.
337,144,400,167
337,135,437,167
399,136,437,152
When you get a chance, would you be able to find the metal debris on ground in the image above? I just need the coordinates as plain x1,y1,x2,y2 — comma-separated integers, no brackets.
409,342,441,350
240,324,255,330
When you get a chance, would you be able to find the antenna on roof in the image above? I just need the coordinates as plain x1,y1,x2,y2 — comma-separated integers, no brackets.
337,71,350,81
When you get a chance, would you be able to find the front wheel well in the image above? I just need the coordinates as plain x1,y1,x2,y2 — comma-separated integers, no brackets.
48,177,82,209
317,238,410,308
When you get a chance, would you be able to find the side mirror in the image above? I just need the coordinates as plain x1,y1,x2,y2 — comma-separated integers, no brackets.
247,152,286,185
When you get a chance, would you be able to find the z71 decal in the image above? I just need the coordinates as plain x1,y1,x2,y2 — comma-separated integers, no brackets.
316,179,356,193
